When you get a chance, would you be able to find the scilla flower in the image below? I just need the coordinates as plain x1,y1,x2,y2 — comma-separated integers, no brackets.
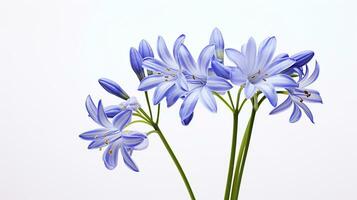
80,95,148,171
178,44,232,124
213,37,297,106
270,61,322,123
138,35,188,106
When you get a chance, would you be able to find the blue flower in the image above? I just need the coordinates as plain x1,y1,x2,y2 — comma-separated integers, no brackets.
104,97,141,118
270,61,322,123
80,95,148,171
130,40,155,80
209,28,225,63
138,35,188,106
98,78,129,100
214,37,297,106
178,44,233,124
283,50,314,77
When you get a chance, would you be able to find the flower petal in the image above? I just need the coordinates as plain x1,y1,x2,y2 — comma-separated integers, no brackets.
230,67,247,86
88,133,120,149
289,104,302,123
103,140,121,170
166,85,185,107
121,146,139,172
211,59,231,79
269,96,293,115
112,110,132,131
139,39,154,58
299,61,320,88
245,37,257,73
179,88,200,120
178,44,197,75
157,36,175,65
85,95,98,123
104,105,122,118
255,81,278,106
153,81,176,105
225,48,247,72
290,50,314,68
294,99,315,123
198,45,215,75
130,48,145,80
79,128,110,140
138,75,166,91
142,58,175,74
267,74,298,88
121,132,147,148
173,34,186,63
209,28,225,62
97,100,112,128
181,112,194,126
244,81,256,99
206,76,233,92
264,57,295,76
257,37,276,70
200,87,217,112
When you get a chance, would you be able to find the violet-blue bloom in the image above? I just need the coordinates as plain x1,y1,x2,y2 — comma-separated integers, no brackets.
216,37,298,106
210,28,225,63
270,61,322,123
138,35,188,106
98,78,129,100
80,95,148,171
178,44,232,123
283,50,315,77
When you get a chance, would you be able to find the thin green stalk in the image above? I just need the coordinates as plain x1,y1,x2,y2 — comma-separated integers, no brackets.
126,120,150,127
156,103,161,124
227,91,235,109
224,87,243,200
214,92,234,112
144,91,153,119
153,124,196,200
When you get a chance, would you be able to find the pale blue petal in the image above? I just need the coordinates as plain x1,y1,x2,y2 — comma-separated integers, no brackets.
173,34,186,63
139,39,154,58
138,75,166,91
257,37,276,70
296,89,323,103
103,140,121,170
122,132,147,148
104,105,122,118
272,53,289,63
270,96,293,115
289,104,302,123
121,146,139,172
112,110,132,131
209,28,224,62
97,100,112,128
255,81,278,106
225,48,247,72
178,45,197,75
290,50,314,68
157,36,175,65
267,74,298,88
244,81,256,99
265,58,295,76
200,87,217,112
295,100,315,123
166,85,185,107
98,78,129,100
79,128,109,140
153,81,175,105
181,112,194,126
300,61,320,88
179,88,200,120
206,76,233,92
88,133,120,149
198,45,215,75
245,37,257,73
211,59,231,79
142,58,175,74
230,67,247,86
85,95,98,123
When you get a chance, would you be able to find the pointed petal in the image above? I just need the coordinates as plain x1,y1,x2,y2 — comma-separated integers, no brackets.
265,58,295,76
267,74,298,88
209,28,225,62
179,88,200,120
103,140,121,170
139,39,154,58
157,36,175,65
270,96,293,115
79,128,110,140
112,110,132,131
88,133,120,149
173,34,186,63
244,81,256,99
142,58,175,74
104,105,122,118
130,48,145,80
300,61,320,88
198,45,215,75
85,95,98,123
295,99,315,123
200,87,217,112
181,112,194,126
121,146,139,172
97,100,112,128
291,50,314,68
289,104,302,123
166,85,185,107
138,75,166,91
296,89,323,103
122,132,147,148
153,81,175,105
178,44,197,75
211,59,231,79
255,81,278,106
245,37,257,73
257,37,276,70
206,76,232,92
225,48,247,72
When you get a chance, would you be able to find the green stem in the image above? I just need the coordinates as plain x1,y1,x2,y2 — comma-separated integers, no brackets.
227,91,235,109
144,91,153,119
156,103,161,124
126,120,150,127
153,124,196,200
214,92,234,112
224,87,243,200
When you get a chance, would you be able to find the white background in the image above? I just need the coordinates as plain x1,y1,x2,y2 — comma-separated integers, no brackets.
0,0,356,199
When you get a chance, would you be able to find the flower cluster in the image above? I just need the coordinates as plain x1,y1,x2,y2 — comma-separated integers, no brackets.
79,28,322,173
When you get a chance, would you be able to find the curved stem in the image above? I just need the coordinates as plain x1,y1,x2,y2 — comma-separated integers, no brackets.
153,124,196,200
227,91,235,109
224,87,243,200
144,91,153,119
214,92,234,113
156,103,161,124
126,120,150,127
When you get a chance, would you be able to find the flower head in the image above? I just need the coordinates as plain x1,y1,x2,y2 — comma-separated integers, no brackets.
80,95,148,171
178,44,232,124
138,35,188,106
270,61,322,123
214,37,297,106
